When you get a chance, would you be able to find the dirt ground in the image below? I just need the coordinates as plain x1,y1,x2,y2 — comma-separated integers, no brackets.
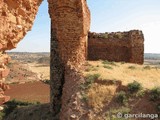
27,63,50,80
5,81,50,103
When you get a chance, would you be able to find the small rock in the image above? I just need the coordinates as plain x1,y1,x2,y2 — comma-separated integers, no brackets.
70,114,76,119
72,101,77,106
16,25,22,29
0,106,4,111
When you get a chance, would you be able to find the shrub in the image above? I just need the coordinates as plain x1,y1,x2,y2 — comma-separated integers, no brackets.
150,87,160,101
43,79,50,84
116,91,127,104
128,66,136,70
143,65,151,70
136,90,145,97
3,99,40,117
127,81,142,93
102,60,117,66
80,74,100,90
96,65,100,67
121,61,125,64
0,112,5,120
85,66,98,72
81,93,88,102
103,65,113,69
86,74,100,82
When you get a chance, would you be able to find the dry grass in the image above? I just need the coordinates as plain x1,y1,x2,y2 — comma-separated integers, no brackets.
83,61,160,89
27,63,50,80
87,83,117,111
82,61,160,119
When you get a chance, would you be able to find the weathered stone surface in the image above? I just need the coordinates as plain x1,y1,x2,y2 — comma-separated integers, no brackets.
0,0,42,50
0,0,90,118
88,30,144,64
48,0,90,118
0,0,43,105
0,52,10,104
48,0,90,67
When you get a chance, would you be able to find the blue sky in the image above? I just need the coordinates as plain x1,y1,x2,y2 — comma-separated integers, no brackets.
11,0,160,53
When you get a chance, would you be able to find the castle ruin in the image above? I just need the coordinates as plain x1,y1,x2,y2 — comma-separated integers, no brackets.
0,0,144,119
88,30,144,64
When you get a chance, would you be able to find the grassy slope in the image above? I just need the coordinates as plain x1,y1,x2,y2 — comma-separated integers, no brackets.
3,60,160,120
81,61,160,120
83,61,160,89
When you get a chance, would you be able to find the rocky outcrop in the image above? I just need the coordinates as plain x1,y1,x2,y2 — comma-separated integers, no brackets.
48,0,90,118
0,0,43,104
0,52,10,104
88,30,144,64
0,0,42,50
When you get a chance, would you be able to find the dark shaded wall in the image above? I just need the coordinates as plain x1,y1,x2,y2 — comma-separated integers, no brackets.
88,30,144,64
48,0,90,119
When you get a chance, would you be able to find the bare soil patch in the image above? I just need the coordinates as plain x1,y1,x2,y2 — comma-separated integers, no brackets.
5,81,49,103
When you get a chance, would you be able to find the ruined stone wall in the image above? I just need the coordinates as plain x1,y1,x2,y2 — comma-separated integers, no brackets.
88,30,144,64
129,31,144,64
0,0,42,102
0,0,42,50
48,0,90,118
0,0,43,77
0,53,10,82
1,0,90,119
48,0,90,67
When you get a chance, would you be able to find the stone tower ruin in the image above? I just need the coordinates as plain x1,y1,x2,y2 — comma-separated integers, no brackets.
0,0,90,119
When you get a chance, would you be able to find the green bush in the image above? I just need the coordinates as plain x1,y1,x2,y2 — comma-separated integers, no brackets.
136,90,145,97
96,65,100,67
43,79,50,84
127,81,142,93
128,66,136,70
143,65,151,70
86,74,100,81
102,60,117,66
116,91,127,104
81,93,88,102
121,61,125,64
3,99,40,117
150,87,160,101
85,66,98,72
103,65,113,69
0,112,5,120
80,74,100,90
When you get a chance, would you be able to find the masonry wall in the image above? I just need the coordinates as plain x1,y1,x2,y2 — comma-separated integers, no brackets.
48,0,90,118
88,30,144,64
0,0,90,119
